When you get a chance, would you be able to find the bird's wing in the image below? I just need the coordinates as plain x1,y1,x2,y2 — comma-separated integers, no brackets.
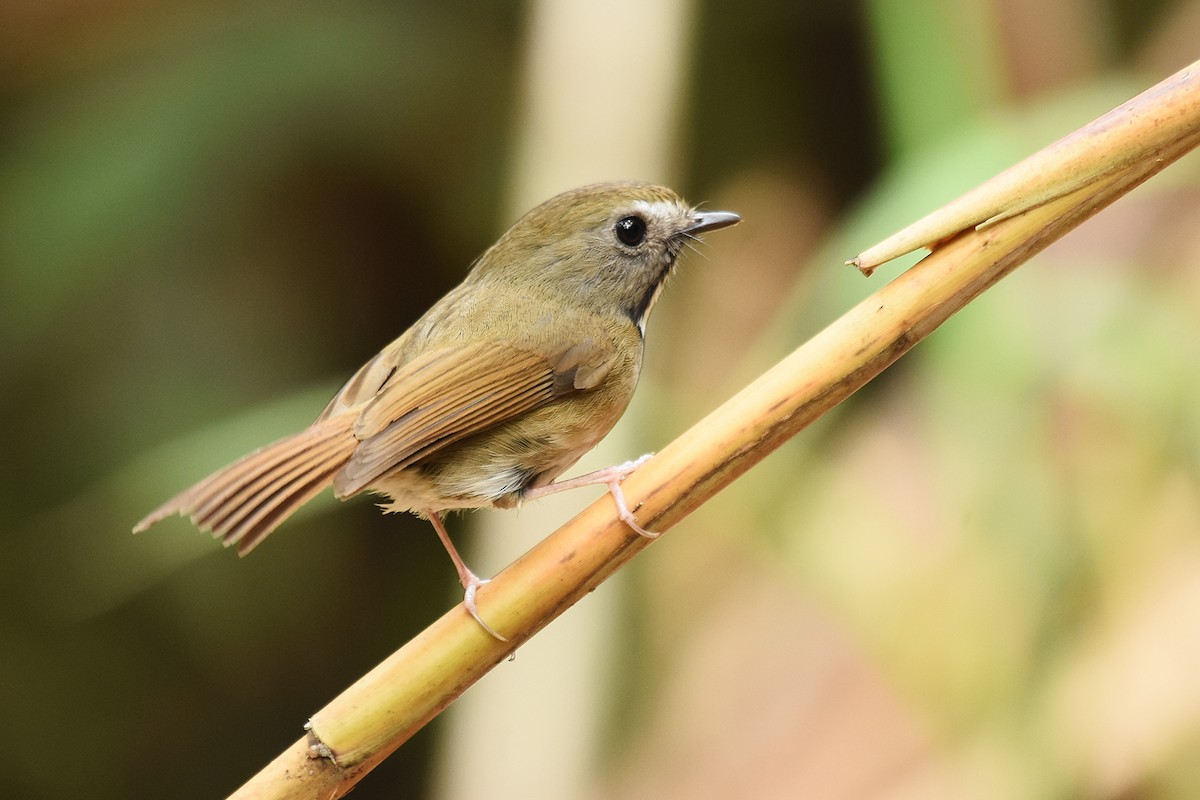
333,337,616,497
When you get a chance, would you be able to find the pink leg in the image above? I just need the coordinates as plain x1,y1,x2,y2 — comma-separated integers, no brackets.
522,454,659,538
426,510,508,641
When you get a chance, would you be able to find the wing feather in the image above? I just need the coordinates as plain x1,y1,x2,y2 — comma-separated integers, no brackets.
333,339,614,497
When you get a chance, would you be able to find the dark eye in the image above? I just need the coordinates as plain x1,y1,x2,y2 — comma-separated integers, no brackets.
614,215,647,246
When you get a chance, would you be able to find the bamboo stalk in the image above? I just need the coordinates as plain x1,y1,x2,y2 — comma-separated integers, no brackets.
227,63,1200,799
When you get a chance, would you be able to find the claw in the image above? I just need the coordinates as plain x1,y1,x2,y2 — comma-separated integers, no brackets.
604,477,657,538
605,456,659,539
463,578,509,642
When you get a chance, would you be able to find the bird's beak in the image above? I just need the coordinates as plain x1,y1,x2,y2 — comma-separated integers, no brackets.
683,210,742,235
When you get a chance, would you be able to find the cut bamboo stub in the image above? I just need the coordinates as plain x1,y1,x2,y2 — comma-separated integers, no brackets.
849,58,1200,275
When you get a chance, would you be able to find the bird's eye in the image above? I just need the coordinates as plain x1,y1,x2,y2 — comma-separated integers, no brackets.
614,215,648,247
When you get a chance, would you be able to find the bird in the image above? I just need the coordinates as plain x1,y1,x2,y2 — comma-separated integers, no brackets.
134,180,741,639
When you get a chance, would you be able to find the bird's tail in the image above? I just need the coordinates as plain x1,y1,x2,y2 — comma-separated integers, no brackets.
133,417,358,555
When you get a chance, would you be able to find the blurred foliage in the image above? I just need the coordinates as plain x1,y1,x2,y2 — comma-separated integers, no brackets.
3,0,1200,798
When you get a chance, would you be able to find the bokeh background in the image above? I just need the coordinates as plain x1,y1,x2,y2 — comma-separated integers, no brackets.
4,1,1200,797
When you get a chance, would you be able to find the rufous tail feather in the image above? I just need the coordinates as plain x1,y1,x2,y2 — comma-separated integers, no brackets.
133,417,358,555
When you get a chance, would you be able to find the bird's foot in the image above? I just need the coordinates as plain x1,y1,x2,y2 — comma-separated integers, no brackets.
462,575,509,642
520,453,659,538
599,454,659,539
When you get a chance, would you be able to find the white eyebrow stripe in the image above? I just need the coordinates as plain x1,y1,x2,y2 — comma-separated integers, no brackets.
630,199,679,219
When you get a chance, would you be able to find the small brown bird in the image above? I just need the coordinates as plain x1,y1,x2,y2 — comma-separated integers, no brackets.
135,180,740,639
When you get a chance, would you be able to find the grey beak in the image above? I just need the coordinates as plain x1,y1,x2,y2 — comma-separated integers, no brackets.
684,210,742,235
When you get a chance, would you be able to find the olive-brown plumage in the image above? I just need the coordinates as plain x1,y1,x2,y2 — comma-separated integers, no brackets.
135,180,740,637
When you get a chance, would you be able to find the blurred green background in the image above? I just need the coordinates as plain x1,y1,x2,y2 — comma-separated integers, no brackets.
4,1,1200,798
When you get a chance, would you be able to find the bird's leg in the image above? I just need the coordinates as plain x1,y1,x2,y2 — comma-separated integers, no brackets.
521,454,659,538
425,510,508,641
